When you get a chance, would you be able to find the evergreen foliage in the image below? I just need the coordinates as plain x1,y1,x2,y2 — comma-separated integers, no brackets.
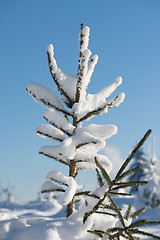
137,142,160,208
128,148,147,193
26,24,160,239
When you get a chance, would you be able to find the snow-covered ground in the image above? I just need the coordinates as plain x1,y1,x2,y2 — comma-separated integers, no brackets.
0,195,160,240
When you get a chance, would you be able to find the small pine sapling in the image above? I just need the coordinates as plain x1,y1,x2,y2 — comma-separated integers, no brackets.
85,130,160,239
137,137,160,208
26,24,160,239
26,23,125,217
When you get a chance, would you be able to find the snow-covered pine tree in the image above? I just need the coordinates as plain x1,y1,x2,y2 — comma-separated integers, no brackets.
128,148,147,193
26,24,160,239
26,23,125,217
137,137,160,208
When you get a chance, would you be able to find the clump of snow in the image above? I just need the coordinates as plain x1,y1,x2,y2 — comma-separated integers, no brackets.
26,82,66,112
43,109,75,135
35,124,65,142
73,77,125,121
39,127,106,162
46,44,58,74
44,171,81,205
46,44,78,105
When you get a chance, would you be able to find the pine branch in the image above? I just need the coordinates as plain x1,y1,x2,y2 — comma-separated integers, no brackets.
75,23,85,103
46,49,74,108
114,129,152,183
78,93,124,122
129,229,160,239
131,207,146,219
39,151,69,166
47,177,68,187
110,192,132,197
26,85,72,116
107,194,125,228
83,191,108,223
43,115,72,137
76,141,98,149
102,204,119,212
86,194,100,199
124,204,132,220
125,231,135,240
118,166,141,181
96,168,104,187
35,130,64,142
74,191,91,196
95,157,112,185
112,181,148,190
41,188,65,193
129,219,148,228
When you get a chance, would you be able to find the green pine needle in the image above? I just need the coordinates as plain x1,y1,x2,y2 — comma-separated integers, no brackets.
124,204,132,220
114,129,152,182
96,168,104,187
131,207,146,219
95,157,112,185
118,166,141,181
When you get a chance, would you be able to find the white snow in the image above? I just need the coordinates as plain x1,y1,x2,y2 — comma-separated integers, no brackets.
41,181,64,193
44,171,81,205
26,82,66,112
39,126,106,162
73,79,125,121
46,44,77,104
23,24,160,240
81,124,117,140
75,152,112,173
35,124,66,142
0,195,159,240
43,109,75,135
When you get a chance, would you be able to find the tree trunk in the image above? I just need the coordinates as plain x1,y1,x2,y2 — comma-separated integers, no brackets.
67,117,77,217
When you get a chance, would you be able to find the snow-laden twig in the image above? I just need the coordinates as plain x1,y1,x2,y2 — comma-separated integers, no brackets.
47,44,77,108
35,124,65,142
26,82,71,116
43,171,81,205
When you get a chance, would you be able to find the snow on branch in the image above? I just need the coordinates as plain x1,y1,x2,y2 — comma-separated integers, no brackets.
43,171,80,205
75,152,112,173
78,92,125,122
35,124,66,142
73,77,125,121
47,44,77,108
39,149,69,166
39,130,105,162
81,124,117,140
86,76,123,109
26,82,71,116
41,180,65,193
43,109,75,136
87,55,98,80
75,25,98,103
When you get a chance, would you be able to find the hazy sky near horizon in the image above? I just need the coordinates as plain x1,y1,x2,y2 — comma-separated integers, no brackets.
0,0,160,200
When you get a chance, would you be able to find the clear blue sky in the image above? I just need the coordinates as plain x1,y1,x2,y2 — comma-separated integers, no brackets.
0,0,160,200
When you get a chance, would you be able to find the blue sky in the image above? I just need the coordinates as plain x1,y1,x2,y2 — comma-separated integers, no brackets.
0,0,160,200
